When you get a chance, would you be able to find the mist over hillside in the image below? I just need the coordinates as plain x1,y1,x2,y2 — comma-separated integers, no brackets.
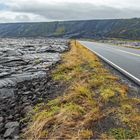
0,18,140,40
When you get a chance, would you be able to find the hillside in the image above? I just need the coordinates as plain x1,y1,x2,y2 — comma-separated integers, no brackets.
0,18,140,39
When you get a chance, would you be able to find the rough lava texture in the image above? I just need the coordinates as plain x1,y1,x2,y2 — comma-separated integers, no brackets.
0,38,69,139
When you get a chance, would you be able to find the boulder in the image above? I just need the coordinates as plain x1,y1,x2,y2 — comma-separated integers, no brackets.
5,121,19,128
4,127,19,138
0,123,4,133
4,121,19,138
0,72,11,78
0,117,4,123
0,88,15,98
22,91,32,95
36,46,50,53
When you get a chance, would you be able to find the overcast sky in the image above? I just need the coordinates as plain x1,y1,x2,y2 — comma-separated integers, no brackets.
0,0,140,23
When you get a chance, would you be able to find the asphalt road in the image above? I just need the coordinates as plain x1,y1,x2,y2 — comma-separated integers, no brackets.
79,41,140,85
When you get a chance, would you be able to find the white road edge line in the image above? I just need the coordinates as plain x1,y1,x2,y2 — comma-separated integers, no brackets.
80,42,140,86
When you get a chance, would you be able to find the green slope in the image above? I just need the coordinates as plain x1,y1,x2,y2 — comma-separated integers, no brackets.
0,18,140,40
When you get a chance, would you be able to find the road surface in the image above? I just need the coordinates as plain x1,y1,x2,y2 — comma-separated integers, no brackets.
79,41,140,85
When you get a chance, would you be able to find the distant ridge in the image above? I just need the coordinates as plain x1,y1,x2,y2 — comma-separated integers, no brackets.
0,18,140,40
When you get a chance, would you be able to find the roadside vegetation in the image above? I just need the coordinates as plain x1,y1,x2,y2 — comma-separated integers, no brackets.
54,27,65,36
24,40,140,139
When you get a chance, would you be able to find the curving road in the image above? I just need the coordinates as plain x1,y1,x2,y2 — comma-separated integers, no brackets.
79,40,140,86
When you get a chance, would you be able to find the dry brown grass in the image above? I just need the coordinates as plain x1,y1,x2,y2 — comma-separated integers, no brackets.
24,40,140,139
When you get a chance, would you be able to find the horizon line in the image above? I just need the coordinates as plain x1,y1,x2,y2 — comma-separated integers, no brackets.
0,17,139,24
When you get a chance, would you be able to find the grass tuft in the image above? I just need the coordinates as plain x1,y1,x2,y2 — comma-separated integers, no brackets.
24,40,140,139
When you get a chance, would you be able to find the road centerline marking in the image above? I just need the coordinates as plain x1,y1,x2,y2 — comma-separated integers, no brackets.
84,42,140,57
115,49,140,57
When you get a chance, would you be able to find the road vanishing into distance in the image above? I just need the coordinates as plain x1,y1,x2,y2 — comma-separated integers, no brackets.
79,41,140,86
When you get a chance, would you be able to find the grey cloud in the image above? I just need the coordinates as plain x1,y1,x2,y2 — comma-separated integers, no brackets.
9,2,140,20
2,1,140,22
14,15,30,21
0,17,12,22
0,15,31,23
